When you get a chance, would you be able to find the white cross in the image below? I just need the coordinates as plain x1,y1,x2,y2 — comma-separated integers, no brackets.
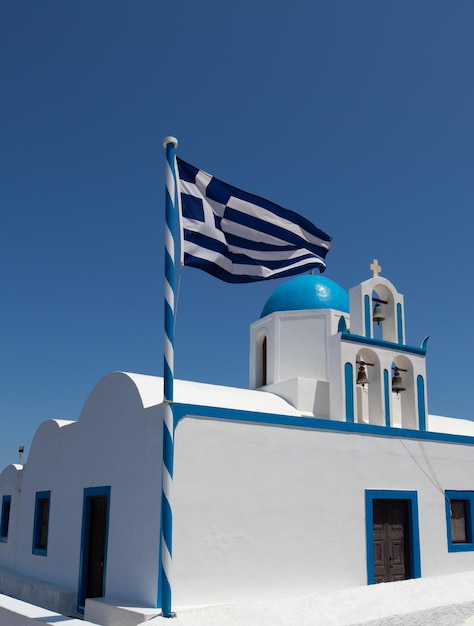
370,259,381,277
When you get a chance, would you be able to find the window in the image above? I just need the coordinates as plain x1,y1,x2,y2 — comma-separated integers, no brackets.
0,495,11,542
445,491,474,552
451,500,468,543
255,333,268,388
32,491,51,556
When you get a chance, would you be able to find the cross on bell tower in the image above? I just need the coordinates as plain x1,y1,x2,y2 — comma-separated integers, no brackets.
370,259,382,278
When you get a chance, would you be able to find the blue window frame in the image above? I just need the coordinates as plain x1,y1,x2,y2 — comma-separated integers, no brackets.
0,495,11,542
32,491,51,556
445,491,474,552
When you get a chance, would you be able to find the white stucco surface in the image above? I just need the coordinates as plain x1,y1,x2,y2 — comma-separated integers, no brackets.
171,413,474,607
1,368,474,615
125,372,304,415
149,571,474,626
0,592,98,625
428,414,474,436
0,372,165,609
4,572,474,625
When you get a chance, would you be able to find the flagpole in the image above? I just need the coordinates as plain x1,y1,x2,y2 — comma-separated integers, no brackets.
160,135,178,618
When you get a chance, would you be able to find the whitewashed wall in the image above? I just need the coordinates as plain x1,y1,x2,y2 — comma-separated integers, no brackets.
172,415,474,607
0,372,164,608
0,373,302,611
1,371,474,613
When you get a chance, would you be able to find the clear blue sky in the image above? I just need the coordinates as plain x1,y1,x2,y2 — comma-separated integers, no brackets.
1,1,474,470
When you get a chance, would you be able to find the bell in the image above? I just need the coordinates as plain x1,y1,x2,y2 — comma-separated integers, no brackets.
392,369,406,393
373,303,386,325
356,364,369,387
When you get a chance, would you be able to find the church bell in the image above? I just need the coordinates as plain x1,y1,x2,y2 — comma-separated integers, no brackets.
392,368,406,393
372,303,385,325
356,363,370,387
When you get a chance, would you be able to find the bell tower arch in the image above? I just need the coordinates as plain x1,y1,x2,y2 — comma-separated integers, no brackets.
349,259,405,344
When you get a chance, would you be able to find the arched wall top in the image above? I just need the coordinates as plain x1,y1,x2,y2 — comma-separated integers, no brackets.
27,418,75,468
359,275,400,295
392,354,414,370
0,463,23,485
79,371,162,418
256,329,268,342
356,347,379,362
349,274,405,341
81,371,307,425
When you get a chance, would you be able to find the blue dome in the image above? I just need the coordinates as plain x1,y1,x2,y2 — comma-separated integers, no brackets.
260,275,349,318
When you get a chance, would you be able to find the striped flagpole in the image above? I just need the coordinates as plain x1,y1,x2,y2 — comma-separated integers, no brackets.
160,136,178,617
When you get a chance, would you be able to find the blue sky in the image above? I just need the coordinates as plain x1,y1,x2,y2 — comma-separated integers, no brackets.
1,1,474,470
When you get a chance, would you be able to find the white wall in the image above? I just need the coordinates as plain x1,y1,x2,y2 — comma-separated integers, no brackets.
172,415,474,607
250,309,342,390
0,373,304,612
0,372,164,608
2,370,474,613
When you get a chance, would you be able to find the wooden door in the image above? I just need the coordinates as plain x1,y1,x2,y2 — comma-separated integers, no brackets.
373,499,410,583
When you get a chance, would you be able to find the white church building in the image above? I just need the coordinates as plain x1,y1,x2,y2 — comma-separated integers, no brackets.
1,262,474,623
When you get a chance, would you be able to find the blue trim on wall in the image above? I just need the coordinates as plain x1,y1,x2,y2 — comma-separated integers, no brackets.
445,491,474,552
397,303,404,344
32,490,50,556
171,402,474,447
417,376,426,431
364,294,371,337
383,369,390,427
77,486,111,615
340,329,426,356
345,363,354,423
0,495,11,542
365,490,421,584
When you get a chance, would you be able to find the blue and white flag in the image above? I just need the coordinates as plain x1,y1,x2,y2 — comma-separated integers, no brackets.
176,158,332,283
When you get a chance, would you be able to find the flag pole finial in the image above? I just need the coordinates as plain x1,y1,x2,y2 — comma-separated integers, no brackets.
163,136,178,148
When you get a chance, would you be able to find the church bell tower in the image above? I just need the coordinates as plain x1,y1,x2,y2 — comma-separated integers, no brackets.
250,261,428,430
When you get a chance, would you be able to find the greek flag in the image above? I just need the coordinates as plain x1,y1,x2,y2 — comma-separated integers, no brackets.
177,158,332,283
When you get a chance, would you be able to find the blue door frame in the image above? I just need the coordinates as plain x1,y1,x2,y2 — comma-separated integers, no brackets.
77,486,111,614
365,489,421,584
